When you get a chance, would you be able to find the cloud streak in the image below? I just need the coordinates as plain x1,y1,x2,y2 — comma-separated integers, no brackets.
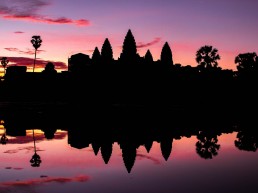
4,131,67,144
5,47,45,55
14,31,25,34
1,56,68,71
0,0,90,26
3,146,44,154
137,38,161,48
0,175,90,187
136,153,161,165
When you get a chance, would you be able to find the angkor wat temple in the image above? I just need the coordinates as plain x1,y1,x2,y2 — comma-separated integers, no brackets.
0,29,257,113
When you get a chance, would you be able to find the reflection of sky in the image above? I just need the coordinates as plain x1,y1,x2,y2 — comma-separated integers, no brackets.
0,130,258,193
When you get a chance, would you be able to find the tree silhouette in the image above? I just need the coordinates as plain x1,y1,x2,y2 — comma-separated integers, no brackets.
160,42,173,66
235,52,257,79
101,38,113,64
1,57,9,76
31,35,42,72
196,45,220,71
42,62,57,75
119,29,138,64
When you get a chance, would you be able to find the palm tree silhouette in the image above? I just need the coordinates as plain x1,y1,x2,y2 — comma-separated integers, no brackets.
1,57,9,76
196,45,220,71
31,35,42,72
30,129,42,167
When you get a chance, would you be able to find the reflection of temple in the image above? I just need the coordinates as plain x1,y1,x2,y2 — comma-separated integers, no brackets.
1,106,257,173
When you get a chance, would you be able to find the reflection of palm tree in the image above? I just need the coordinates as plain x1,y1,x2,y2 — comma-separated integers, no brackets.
30,129,42,167
235,131,258,152
196,131,220,159
0,128,8,145
31,35,42,72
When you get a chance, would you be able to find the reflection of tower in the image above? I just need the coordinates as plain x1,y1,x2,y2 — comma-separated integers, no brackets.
30,129,42,167
160,137,173,161
92,142,101,155
144,140,153,153
121,143,136,173
101,142,113,164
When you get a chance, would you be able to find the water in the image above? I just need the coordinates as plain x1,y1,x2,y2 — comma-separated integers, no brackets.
0,124,257,193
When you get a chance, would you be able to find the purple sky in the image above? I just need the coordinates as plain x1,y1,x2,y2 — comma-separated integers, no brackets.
0,0,258,73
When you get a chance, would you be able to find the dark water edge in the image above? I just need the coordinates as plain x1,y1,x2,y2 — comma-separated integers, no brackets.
0,101,256,132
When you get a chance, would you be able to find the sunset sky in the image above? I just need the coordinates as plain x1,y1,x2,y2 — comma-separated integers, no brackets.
0,0,258,74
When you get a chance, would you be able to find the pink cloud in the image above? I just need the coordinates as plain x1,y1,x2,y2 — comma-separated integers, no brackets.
4,131,67,144
3,15,90,26
4,167,24,170
0,175,90,187
2,56,67,71
137,38,161,48
75,19,91,26
136,153,161,165
14,31,24,34
3,146,44,154
0,0,90,26
4,47,45,55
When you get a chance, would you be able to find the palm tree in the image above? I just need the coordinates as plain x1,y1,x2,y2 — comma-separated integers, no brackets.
196,45,220,71
31,35,42,72
1,57,9,76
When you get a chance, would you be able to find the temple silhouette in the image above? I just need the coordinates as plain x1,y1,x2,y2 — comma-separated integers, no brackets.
0,29,257,111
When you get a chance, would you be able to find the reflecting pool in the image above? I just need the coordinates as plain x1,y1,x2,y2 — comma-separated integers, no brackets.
1,122,258,193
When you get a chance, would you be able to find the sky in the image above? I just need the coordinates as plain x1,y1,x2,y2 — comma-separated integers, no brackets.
0,0,258,75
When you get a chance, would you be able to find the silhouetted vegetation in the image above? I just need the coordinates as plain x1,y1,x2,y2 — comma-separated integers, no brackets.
31,35,42,72
1,57,9,76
